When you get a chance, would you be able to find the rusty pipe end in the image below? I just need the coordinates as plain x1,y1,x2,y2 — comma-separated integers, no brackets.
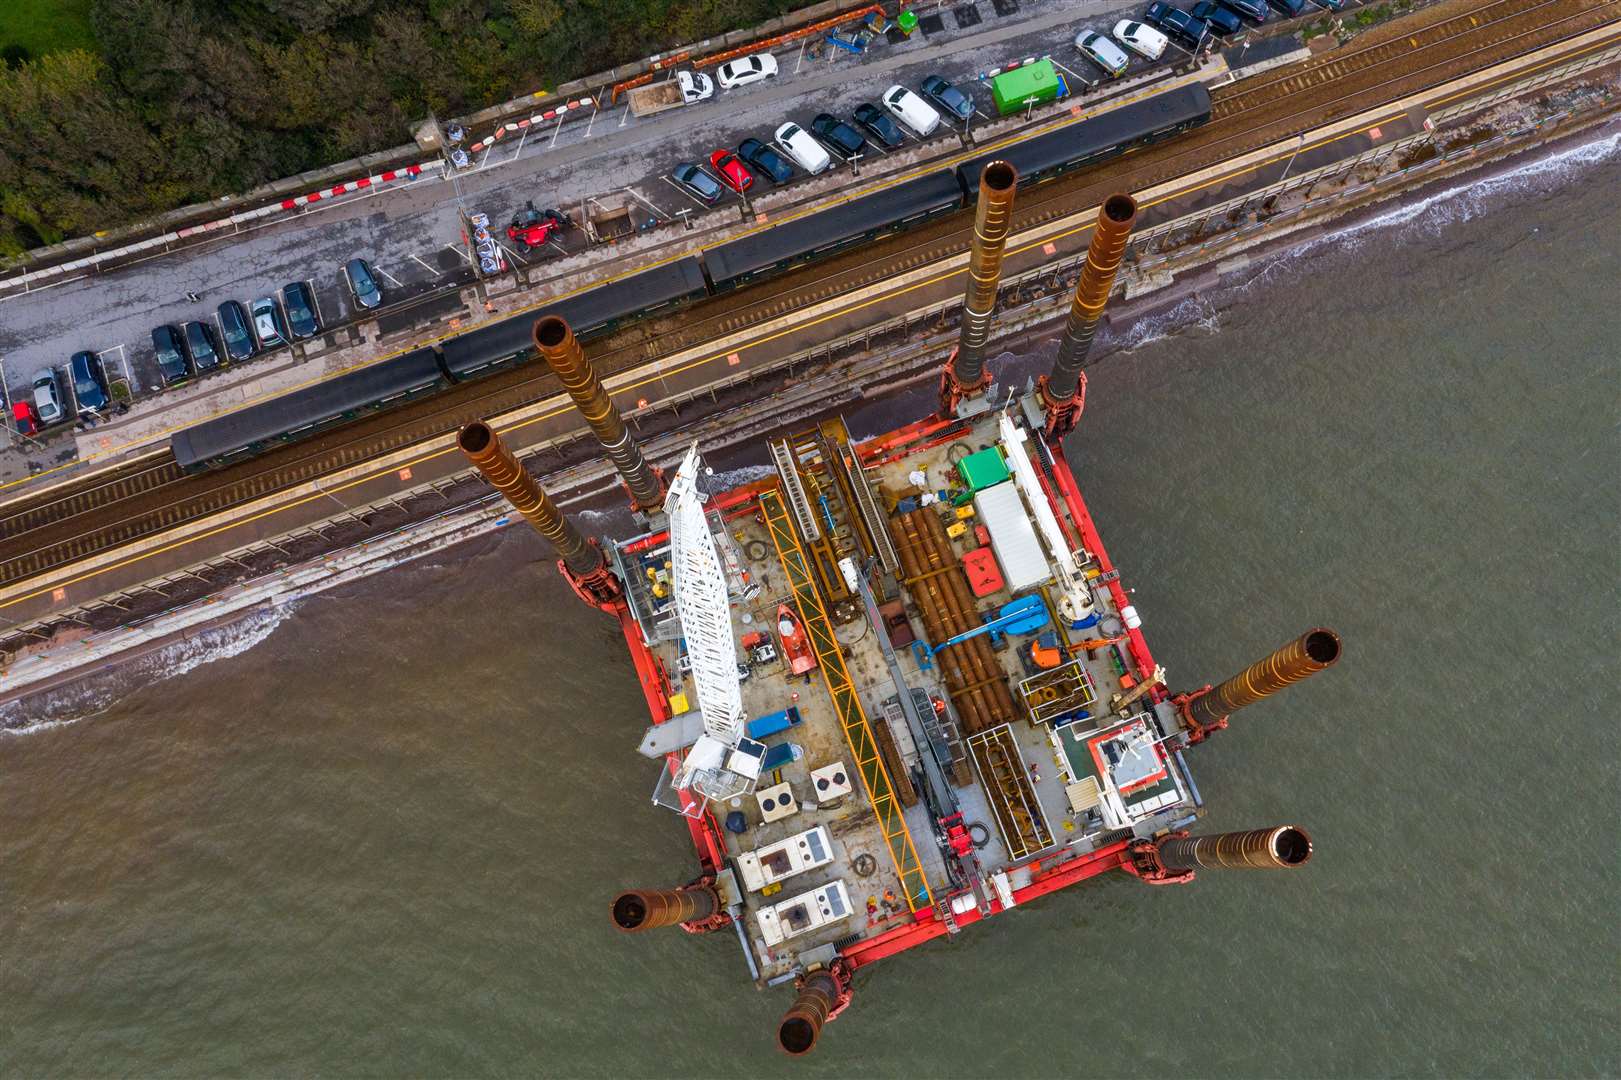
1304,628,1342,668
457,420,494,456
1101,192,1138,229
981,159,1018,194
611,891,654,932
533,314,570,355
1271,826,1313,867
777,973,840,1055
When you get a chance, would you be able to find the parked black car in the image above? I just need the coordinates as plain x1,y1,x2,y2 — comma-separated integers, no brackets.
282,281,320,341
810,113,866,158
1217,0,1268,23
1190,0,1243,34
671,162,723,203
69,351,110,413
184,320,223,371
217,300,257,362
344,258,382,310
1265,0,1307,15
852,102,904,148
920,75,974,123
1143,2,1210,47
738,138,795,184
151,324,192,385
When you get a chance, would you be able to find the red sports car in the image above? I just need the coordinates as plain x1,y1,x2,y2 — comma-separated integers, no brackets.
709,149,754,194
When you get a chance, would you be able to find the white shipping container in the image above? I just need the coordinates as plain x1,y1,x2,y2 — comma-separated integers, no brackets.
974,481,1052,593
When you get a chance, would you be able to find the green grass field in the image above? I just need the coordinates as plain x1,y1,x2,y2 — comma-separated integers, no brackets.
0,0,98,62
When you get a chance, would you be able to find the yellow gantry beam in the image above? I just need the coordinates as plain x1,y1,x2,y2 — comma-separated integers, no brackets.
759,488,934,912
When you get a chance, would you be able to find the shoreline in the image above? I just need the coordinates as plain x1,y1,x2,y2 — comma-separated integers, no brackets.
5,104,1618,728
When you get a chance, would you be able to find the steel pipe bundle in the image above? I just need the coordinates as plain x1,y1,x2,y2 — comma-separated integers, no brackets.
1045,193,1139,403
890,509,1015,732
458,421,603,579
777,972,842,1056
1184,628,1342,730
609,884,718,932
533,315,665,513
952,161,1020,385
1157,826,1314,871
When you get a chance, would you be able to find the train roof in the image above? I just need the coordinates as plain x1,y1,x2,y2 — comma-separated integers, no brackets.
439,257,707,377
960,84,1211,198
704,171,964,285
171,348,443,468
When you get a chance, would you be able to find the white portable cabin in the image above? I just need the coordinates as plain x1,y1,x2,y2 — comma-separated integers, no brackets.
737,825,836,892
757,880,853,947
974,481,1052,594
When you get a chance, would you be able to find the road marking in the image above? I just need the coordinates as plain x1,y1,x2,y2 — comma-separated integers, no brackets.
444,244,472,265
624,187,669,223
498,241,529,266
475,146,493,172
584,108,598,139
795,38,808,74
618,102,632,128
308,281,326,329
549,113,566,149
410,254,439,276
375,266,405,288
512,127,530,159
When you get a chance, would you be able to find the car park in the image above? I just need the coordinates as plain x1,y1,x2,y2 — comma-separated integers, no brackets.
69,351,110,413
811,113,866,159
710,149,755,193
282,281,320,341
1076,30,1132,77
671,161,724,203
1143,2,1210,47
1112,19,1169,59
1264,0,1307,15
739,137,795,184
716,53,778,89
151,324,192,385
250,296,290,350
344,258,383,311
218,300,258,362
12,399,37,436
184,321,223,371
1218,0,1268,21
1190,1,1243,34
882,85,941,137
31,369,64,426
852,103,904,148
773,123,833,174
920,75,974,123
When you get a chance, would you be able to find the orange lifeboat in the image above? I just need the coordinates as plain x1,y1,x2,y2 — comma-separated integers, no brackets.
777,603,818,675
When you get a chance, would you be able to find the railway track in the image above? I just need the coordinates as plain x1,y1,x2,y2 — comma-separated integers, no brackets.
1,0,1615,591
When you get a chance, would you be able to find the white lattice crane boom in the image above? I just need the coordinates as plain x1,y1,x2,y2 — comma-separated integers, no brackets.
665,445,745,747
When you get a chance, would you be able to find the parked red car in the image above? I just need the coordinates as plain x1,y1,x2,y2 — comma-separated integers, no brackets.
709,149,755,194
12,399,38,436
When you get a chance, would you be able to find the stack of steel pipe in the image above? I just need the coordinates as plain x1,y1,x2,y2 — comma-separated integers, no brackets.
1157,826,1314,871
533,315,665,513
457,421,603,579
1185,628,1342,730
890,508,1015,732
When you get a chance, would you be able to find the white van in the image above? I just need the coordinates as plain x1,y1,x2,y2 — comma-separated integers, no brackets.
774,122,832,175
882,85,941,137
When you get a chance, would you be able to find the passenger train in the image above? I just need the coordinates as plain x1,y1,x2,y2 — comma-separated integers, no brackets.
172,85,1210,471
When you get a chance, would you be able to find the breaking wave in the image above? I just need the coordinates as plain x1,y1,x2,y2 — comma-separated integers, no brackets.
1,601,296,735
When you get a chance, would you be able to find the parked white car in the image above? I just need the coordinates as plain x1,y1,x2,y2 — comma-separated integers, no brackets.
1112,19,1169,60
773,122,832,174
1076,29,1132,77
676,70,715,102
716,53,779,89
881,85,941,137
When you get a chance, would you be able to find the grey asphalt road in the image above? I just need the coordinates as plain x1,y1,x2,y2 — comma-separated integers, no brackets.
0,0,1232,465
